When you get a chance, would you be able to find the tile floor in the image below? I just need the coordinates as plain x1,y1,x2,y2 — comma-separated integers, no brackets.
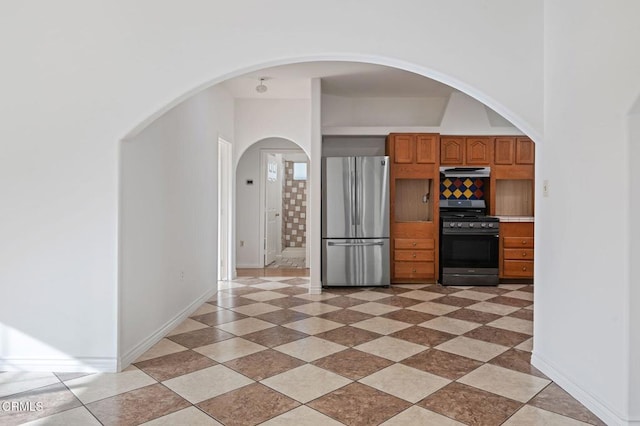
0,277,606,425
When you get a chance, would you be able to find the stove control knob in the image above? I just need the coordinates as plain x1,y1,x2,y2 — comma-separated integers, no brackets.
457,223,462,227
469,223,474,227
488,223,494,228
481,223,486,227
449,222,455,227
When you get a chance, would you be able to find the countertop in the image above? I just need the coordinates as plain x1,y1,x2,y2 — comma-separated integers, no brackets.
493,216,535,223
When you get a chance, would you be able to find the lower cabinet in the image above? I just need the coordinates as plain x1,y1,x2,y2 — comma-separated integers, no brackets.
391,224,437,282
500,222,534,279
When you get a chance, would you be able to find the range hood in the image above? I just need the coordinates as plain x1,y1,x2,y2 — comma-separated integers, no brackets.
440,166,490,178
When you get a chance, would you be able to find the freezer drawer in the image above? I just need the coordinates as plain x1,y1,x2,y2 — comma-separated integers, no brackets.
322,239,390,287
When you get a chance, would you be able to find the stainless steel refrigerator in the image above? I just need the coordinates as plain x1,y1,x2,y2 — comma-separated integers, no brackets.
321,156,390,287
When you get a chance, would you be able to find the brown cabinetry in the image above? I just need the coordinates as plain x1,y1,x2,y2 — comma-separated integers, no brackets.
387,133,440,283
441,136,492,165
500,222,534,279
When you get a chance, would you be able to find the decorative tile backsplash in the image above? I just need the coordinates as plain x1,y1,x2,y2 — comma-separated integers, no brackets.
282,161,307,248
440,177,485,200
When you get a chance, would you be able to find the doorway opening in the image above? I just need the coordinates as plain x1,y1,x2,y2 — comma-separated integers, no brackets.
218,137,233,281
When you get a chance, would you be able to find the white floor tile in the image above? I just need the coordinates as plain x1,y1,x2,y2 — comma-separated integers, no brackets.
140,406,222,425
458,364,550,403
163,365,253,404
0,372,59,398
194,337,267,363
65,369,156,404
359,364,449,403
261,364,351,403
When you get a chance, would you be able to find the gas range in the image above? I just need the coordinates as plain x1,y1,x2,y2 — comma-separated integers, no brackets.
439,200,499,234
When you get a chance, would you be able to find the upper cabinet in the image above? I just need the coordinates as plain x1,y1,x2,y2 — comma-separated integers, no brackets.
516,137,535,164
465,137,492,165
440,136,464,165
392,134,437,165
493,137,535,165
440,136,492,165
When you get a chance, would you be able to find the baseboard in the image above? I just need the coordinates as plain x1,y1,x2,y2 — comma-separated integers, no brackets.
118,286,218,370
531,351,636,425
0,357,118,372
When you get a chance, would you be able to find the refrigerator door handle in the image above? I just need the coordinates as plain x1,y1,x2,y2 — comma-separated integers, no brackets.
327,241,385,247
351,168,357,232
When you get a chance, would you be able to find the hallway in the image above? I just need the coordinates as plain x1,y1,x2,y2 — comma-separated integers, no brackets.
1,278,604,425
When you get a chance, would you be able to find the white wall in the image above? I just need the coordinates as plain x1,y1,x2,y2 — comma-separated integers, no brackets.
630,101,640,421
119,86,234,366
534,1,640,424
236,139,304,268
1,1,543,371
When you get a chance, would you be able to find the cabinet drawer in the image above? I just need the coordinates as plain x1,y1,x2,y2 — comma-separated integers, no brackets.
504,237,534,248
394,262,435,279
504,248,534,260
395,238,434,250
503,260,534,277
394,250,434,262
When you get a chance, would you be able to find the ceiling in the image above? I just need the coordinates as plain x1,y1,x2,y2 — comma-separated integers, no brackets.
220,61,456,99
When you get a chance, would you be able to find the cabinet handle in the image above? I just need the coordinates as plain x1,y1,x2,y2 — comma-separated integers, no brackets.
412,242,417,247
522,266,527,271
522,240,527,245
522,252,527,257
412,253,417,258
412,269,417,273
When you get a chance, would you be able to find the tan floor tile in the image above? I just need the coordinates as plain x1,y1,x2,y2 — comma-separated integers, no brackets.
162,365,253,404
215,318,275,336
65,368,156,404
351,317,412,335
347,291,392,301
197,383,300,425
251,281,291,290
230,302,282,316
458,363,550,403
359,364,450,403
86,383,190,426
274,336,347,362
194,337,267,362
503,405,591,425
435,336,509,362
261,364,351,403
22,407,101,426
407,301,461,316
289,302,341,316
260,405,344,425
243,290,288,302
191,303,221,316
498,284,528,290
516,337,534,352
487,316,534,335
354,336,427,362
347,302,401,316
397,290,444,302
448,289,497,301
467,301,520,316
282,317,343,335
308,382,411,425
135,338,188,362
295,293,339,301
381,405,465,425
503,290,535,301
167,328,235,349
420,316,481,335
324,295,369,308
0,372,60,398
391,284,430,289
140,406,222,425
224,349,305,381
166,318,209,336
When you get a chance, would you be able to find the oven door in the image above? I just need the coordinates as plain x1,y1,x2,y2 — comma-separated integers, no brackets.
440,233,499,285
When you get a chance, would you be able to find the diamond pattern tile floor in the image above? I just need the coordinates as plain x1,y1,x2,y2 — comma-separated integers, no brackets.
0,275,606,426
